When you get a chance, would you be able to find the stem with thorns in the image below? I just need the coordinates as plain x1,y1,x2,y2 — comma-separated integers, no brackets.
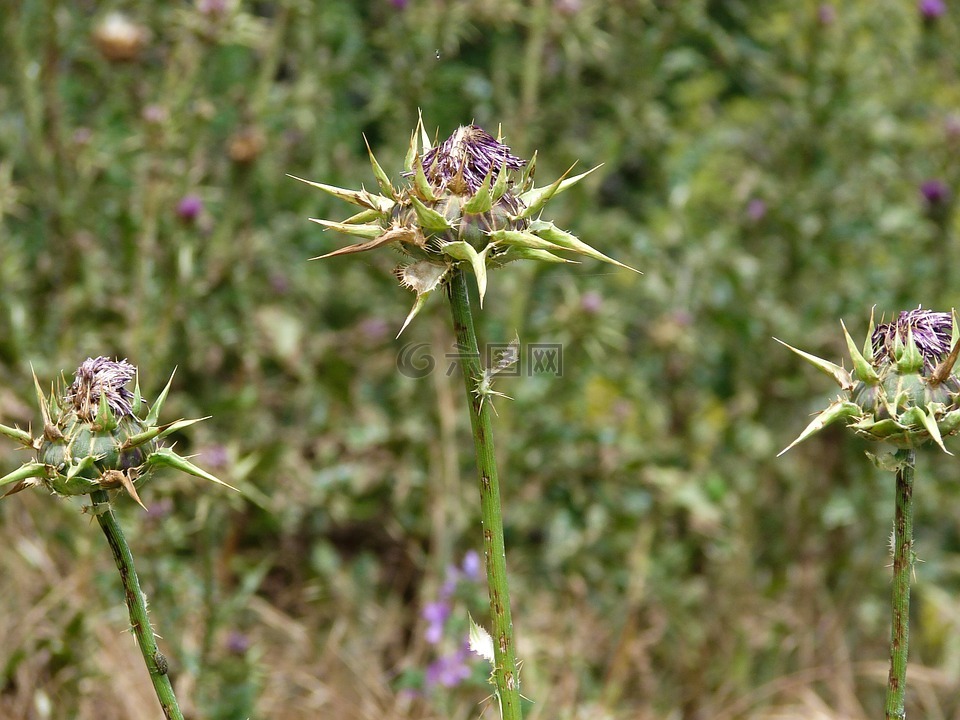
446,268,523,720
90,490,184,720
885,449,915,720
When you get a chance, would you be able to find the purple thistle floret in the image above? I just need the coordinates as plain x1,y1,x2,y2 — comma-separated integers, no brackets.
920,179,950,206
871,309,954,366
919,0,946,19
176,194,204,222
418,125,526,195
65,357,136,421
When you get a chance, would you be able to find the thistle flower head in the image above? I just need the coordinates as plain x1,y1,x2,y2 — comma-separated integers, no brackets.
778,308,960,455
292,114,638,334
65,357,136,421
0,357,236,508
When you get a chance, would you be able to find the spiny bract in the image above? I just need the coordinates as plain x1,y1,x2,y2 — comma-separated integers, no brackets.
777,308,960,455
291,115,639,335
0,357,235,508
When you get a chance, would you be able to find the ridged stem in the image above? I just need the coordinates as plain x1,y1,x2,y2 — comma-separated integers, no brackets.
90,490,184,720
446,268,523,720
885,449,915,720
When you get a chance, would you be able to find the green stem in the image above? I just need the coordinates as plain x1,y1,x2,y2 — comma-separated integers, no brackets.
90,490,184,720
446,268,523,720
885,449,916,720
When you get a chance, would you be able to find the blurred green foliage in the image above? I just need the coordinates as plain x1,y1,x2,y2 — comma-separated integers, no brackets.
3,1,960,718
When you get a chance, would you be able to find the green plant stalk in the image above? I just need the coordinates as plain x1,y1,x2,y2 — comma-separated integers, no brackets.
90,490,184,720
885,449,915,720
446,268,523,720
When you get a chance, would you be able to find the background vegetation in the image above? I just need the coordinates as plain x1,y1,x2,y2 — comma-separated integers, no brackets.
2,1,960,718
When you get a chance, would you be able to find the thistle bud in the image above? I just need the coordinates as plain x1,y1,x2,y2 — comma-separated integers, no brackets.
92,12,149,63
778,308,960,455
0,357,235,508
292,115,638,334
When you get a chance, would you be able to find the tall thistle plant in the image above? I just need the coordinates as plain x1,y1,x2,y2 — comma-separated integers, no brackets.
295,118,638,718
0,357,235,720
778,309,960,720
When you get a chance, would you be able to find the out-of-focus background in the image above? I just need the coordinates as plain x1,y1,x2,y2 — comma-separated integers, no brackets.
2,1,960,718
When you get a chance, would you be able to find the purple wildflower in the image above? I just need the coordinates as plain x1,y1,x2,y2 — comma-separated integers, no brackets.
461,550,482,581
423,600,451,644
746,198,767,221
200,445,229,470
425,645,472,688
817,4,836,25
176,194,204,223
225,630,250,655
554,0,582,15
580,290,603,314
920,179,950,207
65,357,136,421
389,0,408,8
871,308,954,366
919,0,946,19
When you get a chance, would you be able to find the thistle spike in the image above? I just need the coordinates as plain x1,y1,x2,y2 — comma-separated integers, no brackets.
0,462,47,490
412,154,438,202
309,226,415,260
773,338,854,391
528,220,640,273
131,373,143,417
397,293,430,337
442,241,489,305
0,423,35,448
145,370,176,427
463,170,494,214
517,165,573,220
146,447,239,492
409,195,454,232
288,175,393,213
363,134,396,199
841,320,879,384
308,218,386,240
898,326,924,374
778,400,862,456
